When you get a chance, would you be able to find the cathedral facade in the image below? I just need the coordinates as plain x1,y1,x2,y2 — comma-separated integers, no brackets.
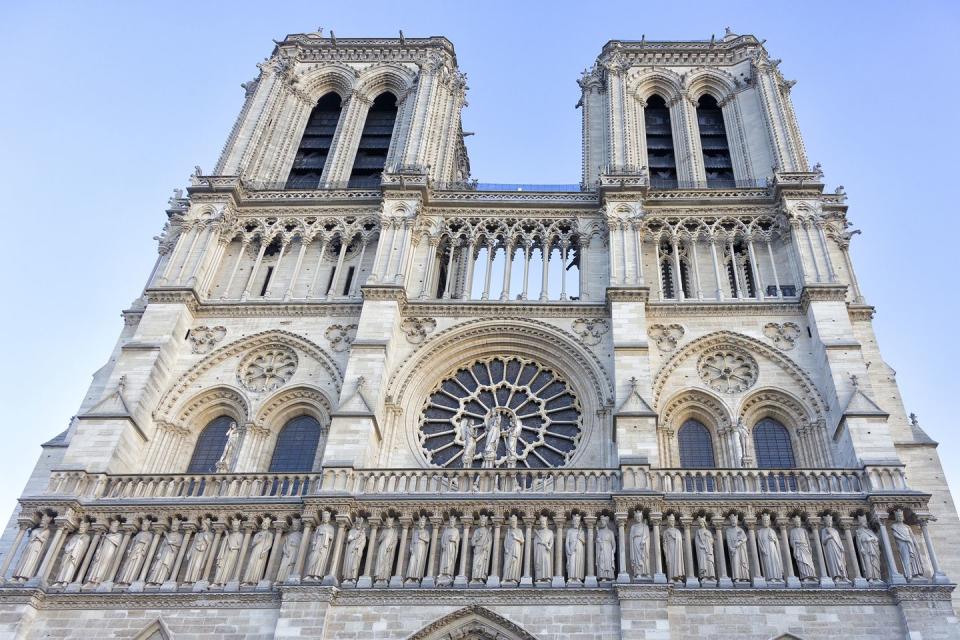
0,30,957,639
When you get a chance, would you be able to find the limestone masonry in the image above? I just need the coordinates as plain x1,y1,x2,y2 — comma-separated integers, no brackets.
0,29,957,639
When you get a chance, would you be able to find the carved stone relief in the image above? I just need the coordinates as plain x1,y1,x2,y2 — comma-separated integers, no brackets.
697,347,758,394
238,346,298,392
189,326,227,354
571,318,609,346
325,324,358,353
401,317,437,344
763,322,801,351
649,324,685,352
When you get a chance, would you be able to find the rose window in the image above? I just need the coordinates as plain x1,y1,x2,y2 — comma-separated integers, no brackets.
418,357,582,469
697,348,758,394
238,346,298,392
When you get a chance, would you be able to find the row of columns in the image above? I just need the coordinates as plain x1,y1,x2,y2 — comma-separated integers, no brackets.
788,218,838,286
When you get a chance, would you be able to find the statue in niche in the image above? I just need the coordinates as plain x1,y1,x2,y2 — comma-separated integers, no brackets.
405,516,431,584
566,513,586,582
788,516,817,581
212,518,244,586
501,515,524,584
87,519,123,584
275,519,303,583
13,514,51,582
242,518,273,585
470,514,492,583
661,514,685,582
891,509,925,578
725,513,750,582
215,422,240,473
182,518,213,583
342,517,367,584
629,511,649,578
146,519,183,585
596,515,616,581
481,414,503,468
116,519,154,585
52,521,91,586
305,510,336,580
854,514,882,582
533,515,554,582
436,515,460,586
756,513,783,581
820,515,848,581
694,516,716,579
459,418,479,468
374,516,398,583
504,416,522,468
733,420,750,467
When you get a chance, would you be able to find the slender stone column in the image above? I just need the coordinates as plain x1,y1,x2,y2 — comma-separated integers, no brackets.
808,517,834,588
326,236,350,299
651,514,666,584
633,225,644,283
874,513,903,584
681,516,699,587
135,525,164,584
481,242,495,300
228,523,254,588
455,519,471,587
371,224,394,282
780,521,799,587
608,221,620,285
654,239,665,300
221,239,249,299
158,221,192,284
840,517,866,587
419,238,440,299
74,529,103,589
709,237,724,300
539,242,551,301
175,224,204,285
306,237,329,298
765,238,783,298
461,240,476,300
200,236,230,296
188,223,220,287
690,239,703,299
263,521,286,585
728,239,742,299
671,237,685,300
100,527,133,590
390,517,411,588
521,517,534,587
585,516,598,588
392,220,412,284
919,518,948,584
240,241,268,301
745,517,765,588
348,237,369,297
262,239,288,298
290,518,313,583
552,516,565,588
520,243,531,300
422,517,442,588
166,528,192,589
0,523,29,581
816,222,838,282
615,514,630,584
441,241,457,299
36,522,70,584
202,526,225,583
747,238,764,300
712,518,732,588
560,241,570,300
322,517,348,586
803,222,822,283
358,521,379,588
284,238,310,301
500,241,514,300
487,516,502,588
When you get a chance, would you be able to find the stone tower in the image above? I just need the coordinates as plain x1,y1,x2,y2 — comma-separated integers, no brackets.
0,30,956,640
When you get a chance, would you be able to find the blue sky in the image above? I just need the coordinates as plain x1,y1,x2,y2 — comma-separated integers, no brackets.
1,1,958,515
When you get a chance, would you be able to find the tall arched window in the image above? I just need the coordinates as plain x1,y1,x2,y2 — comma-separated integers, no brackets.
753,418,796,468
645,95,678,188
268,415,323,472
696,95,735,188
286,93,343,189
348,92,398,188
678,419,716,468
187,415,233,473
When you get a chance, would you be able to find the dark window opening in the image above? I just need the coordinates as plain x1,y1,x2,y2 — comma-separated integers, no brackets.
184,329,191,341
696,95,735,188
645,95,678,188
342,266,355,296
753,418,797,469
348,93,398,188
187,416,233,473
661,260,675,299
325,267,337,296
269,415,323,472
286,93,343,189
678,419,716,468
259,266,274,296
726,261,740,297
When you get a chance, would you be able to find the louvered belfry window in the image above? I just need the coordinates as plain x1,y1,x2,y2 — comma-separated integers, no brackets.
696,95,735,188
286,92,343,189
645,94,678,188
348,92,398,188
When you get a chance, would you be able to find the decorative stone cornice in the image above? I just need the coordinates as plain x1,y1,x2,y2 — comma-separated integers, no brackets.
799,284,848,310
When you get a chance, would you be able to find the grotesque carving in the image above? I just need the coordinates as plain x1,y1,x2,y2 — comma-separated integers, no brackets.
189,326,227,354
763,322,801,350
324,324,358,352
571,318,609,346
649,324,685,352
238,346,298,392
401,317,437,344
697,347,758,393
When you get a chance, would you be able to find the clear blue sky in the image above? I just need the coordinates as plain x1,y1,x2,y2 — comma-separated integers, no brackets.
1,1,958,516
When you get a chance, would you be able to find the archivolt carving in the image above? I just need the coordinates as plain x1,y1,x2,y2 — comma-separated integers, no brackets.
660,389,732,433
652,331,827,418
408,605,538,640
254,386,333,430
293,63,358,100
628,67,684,103
738,387,816,427
173,386,249,432
684,67,739,103
355,63,417,102
155,330,342,423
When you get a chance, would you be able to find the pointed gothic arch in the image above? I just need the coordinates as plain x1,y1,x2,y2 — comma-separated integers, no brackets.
132,619,171,640
407,605,539,640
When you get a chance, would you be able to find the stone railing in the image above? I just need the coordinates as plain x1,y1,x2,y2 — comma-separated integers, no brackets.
43,464,909,502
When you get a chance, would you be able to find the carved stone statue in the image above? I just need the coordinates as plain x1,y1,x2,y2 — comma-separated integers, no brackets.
116,519,154,585
733,420,749,467
891,510,925,578
342,517,367,583
436,515,460,586
146,519,183,585
820,515,847,581
756,513,783,581
305,510,336,580
566,513,586,582
182,518,213,583
725,514,750,582
374,516,398,583
215,422,240,472
482,414,502,468
459,419,478,468
275,519,302,583
87,519,123,584
788,516,816,581
661,514,684,582
405,517,430,584
504,416,522,467
854,514,882,582
242,518,273,585
694,517,715,579
501,515,524,583
212,518,244,586
52,521,91,586
13,514,52,581
628,511,649,578
533,515,554,582
596,515,616,581
470,514,492,582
